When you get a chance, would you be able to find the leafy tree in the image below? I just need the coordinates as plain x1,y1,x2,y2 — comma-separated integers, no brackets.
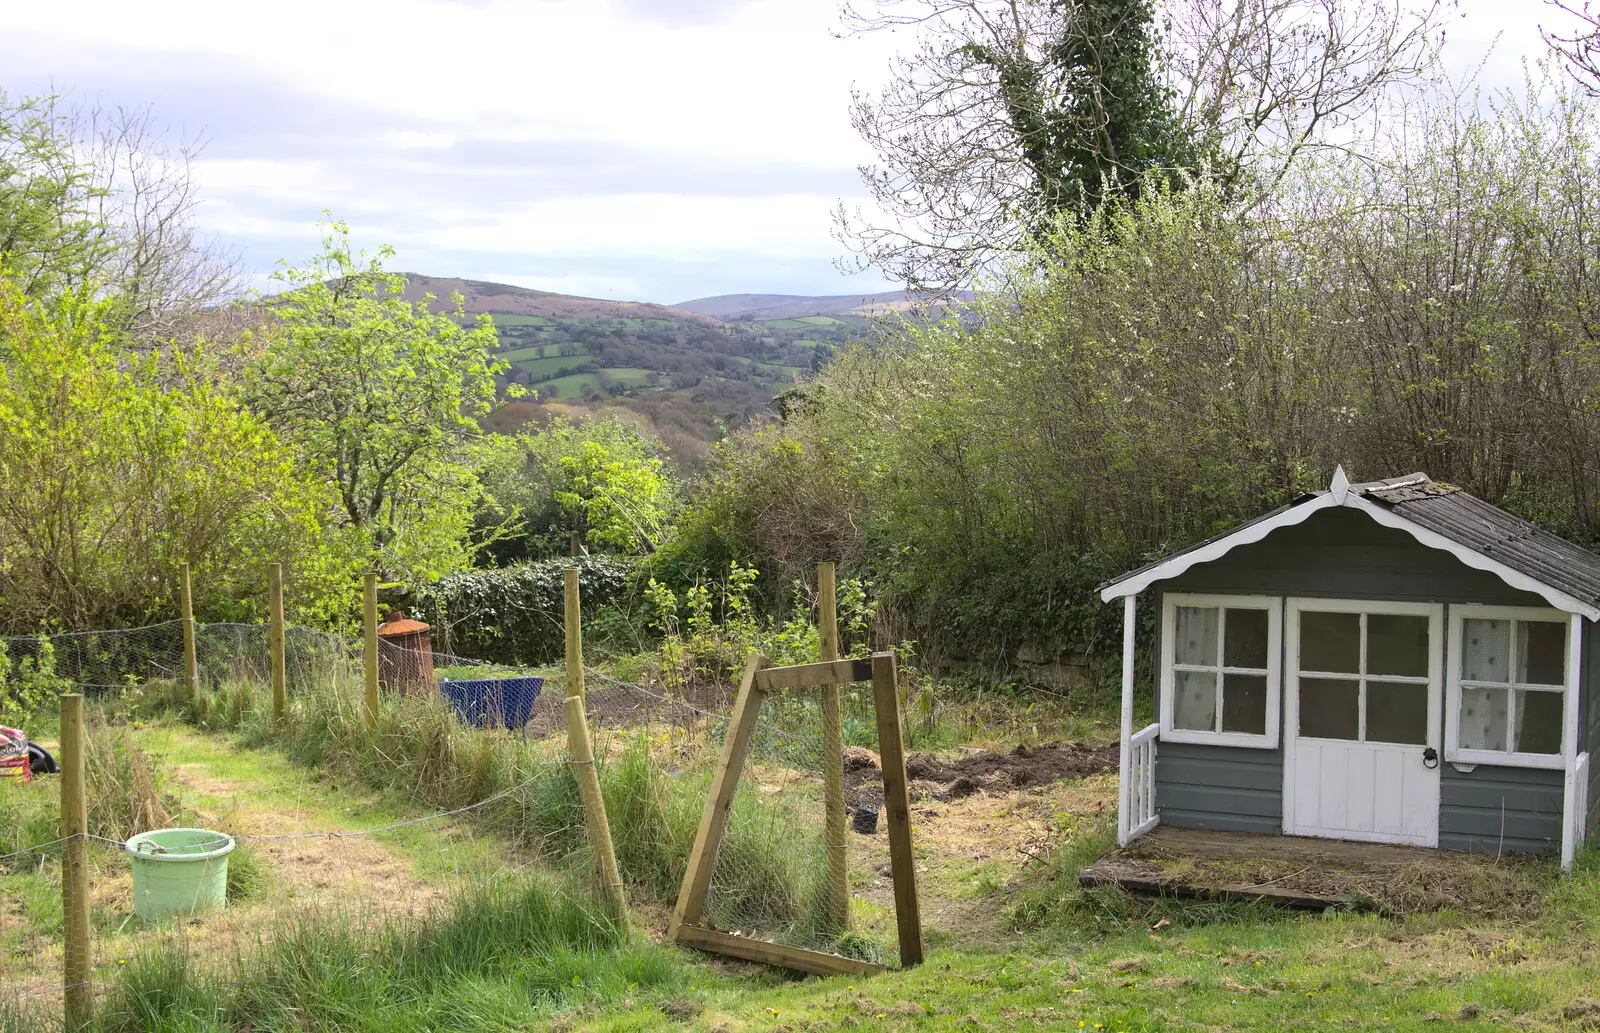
0,93,108,300
0,272,353,630
240,223,510,583
0,91,238,340
479,417,679,560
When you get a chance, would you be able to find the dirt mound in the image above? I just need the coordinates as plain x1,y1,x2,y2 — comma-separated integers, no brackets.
844,741,1115,809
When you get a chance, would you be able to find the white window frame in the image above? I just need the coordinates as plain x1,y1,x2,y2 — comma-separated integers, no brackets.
1159,592,1281,749
1446,604,1578,770
1284,597,1442,749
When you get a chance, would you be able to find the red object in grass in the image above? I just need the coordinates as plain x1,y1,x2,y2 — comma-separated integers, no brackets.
0,727,30,785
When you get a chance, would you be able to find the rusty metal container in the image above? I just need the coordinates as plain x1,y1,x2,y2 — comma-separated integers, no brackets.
376,612,434,695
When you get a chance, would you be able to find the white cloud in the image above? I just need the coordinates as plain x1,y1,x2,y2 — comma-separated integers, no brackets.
3,0,1575,301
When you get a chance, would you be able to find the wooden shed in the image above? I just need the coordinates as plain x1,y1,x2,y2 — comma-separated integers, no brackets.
1102,469,1600,869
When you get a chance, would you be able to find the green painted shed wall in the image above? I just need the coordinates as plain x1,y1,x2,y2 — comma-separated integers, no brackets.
1148,506,1578,855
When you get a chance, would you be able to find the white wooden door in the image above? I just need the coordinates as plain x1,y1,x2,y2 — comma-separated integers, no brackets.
1284,600,1443,848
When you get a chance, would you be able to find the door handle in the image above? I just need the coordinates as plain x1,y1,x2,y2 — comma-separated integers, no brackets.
1422,746,1439,769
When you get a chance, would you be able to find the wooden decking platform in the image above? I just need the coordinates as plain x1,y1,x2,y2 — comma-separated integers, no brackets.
1079,826,1551,915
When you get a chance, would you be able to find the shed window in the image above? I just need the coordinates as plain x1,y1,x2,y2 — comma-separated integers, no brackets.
1160,594,1281,749
1291,606,1433,746
1448,607,1573,768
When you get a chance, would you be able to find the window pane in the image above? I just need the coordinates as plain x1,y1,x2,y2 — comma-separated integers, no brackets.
1299,611,1360,673
1300,677,1359,739
1174,606,1218,666
1459,685,1508,751
1223,608,1270,669
1514,690,1563,754
1518,621,1567,686
1172,670,1218,731
1221,674,1268,734
1367,614,1429,677
1366,680,1428,745
1462,618,1510,683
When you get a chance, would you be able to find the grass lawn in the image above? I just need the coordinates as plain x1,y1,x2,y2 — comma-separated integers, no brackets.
9,681,1600,1032
0,722,518,1004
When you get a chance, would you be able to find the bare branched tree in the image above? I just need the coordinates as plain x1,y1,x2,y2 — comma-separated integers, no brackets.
837,0,1450,293
1168,0,1448,188
0,92,240,343
80,104,242,343
1545,1,1600,95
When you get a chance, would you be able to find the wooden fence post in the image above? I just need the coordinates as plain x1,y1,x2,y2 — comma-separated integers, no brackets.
363,572,379,729
563,567,628,927
818,561,849,934
179,562,200,702
872,651,924,967
564,567,585,703
269,563,286,718
60,693,91,1031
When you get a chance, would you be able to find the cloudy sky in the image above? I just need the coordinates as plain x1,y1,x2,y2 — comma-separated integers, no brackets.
0,0,1574,303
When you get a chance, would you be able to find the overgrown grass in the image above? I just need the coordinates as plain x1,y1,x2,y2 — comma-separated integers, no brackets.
135,675,824,938
0,720,177,873
3,873,691,1033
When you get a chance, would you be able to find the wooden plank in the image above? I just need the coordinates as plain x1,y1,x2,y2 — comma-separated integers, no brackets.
676,924,885,977
817,562,849,936
871,651,924,967
756,657,872,690
670,652,767,938
1078,863,1364,912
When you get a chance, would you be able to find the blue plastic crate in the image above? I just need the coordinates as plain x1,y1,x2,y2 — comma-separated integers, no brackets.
439,676,544,729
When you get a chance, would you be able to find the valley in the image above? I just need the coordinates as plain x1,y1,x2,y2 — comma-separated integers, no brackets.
403,274,916,458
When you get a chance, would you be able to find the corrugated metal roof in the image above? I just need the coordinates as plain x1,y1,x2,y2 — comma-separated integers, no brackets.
1099,472,1600,609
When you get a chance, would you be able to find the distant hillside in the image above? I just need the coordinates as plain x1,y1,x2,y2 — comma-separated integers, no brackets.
401,274,725,326
675,290,973,321
398,274,859,461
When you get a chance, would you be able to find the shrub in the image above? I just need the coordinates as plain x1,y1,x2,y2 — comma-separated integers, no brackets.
409,555,635,664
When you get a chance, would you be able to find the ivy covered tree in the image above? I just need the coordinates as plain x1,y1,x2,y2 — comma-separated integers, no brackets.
240,222,511,583
839,0,1447,292
969,0,1199,224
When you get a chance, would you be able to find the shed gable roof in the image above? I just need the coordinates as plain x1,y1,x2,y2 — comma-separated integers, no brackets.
1100,471,1600,619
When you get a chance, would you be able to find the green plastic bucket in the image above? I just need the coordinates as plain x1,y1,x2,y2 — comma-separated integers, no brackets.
124,828,235,921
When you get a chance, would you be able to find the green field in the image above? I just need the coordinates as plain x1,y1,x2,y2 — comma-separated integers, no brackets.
600,367,652,387
759,315,853,329
483,313,553,326
536,372,604,398
514,357,597,379
497,343,592,362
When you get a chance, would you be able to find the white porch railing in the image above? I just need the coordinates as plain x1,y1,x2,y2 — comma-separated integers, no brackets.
1120,722,1160,846
1576,752,1590,851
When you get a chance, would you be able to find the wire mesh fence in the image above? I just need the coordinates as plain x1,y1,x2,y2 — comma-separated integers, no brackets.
0,619,898,1030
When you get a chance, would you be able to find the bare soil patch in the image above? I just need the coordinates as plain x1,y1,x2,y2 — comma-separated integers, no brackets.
843,741,1116,809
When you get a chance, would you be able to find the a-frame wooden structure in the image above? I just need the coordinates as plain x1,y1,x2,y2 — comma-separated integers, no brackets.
668,651,924,977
